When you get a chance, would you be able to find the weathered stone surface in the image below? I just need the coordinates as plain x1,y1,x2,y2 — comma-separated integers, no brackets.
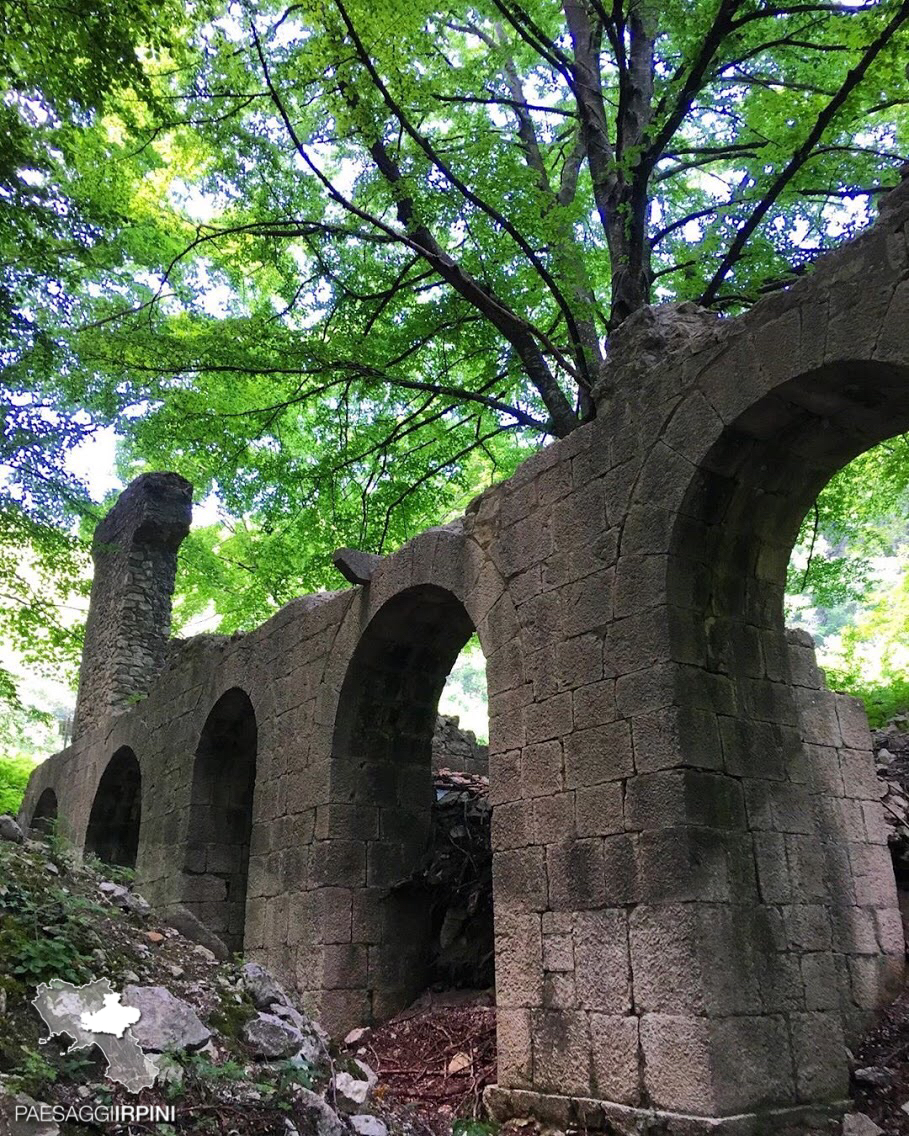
123,986,210,1052
841,1114,884,1136
349,1116,388,1136
0,815,24,844
240,962,287,1010
163,906,229,960
0,1086,60,1135
241,1012,304,1059
296,1087,346,1136
333,1060,377,1111
332,548,382,585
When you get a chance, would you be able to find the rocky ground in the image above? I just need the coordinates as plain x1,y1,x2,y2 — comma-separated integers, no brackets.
10,729,909,1135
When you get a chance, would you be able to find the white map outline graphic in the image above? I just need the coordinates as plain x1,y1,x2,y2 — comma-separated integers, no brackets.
32,979,158,1093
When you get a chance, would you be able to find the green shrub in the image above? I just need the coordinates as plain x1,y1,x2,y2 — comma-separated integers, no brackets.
0,755,36,815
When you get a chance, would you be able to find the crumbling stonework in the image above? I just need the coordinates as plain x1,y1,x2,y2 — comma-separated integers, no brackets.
21,177,909,1132
73,472,192,739
432,714,489,776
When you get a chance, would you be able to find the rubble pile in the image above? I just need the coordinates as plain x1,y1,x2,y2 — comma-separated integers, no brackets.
873,722,909,887
424,769,493,989
0,823,387,1136
431,716,488,777
345,990,496,1136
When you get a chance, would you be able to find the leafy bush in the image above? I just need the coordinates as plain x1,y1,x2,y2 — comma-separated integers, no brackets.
0,754,36,815
0,847,103,988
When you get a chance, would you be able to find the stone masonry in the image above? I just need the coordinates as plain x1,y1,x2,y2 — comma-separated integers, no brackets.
20,177,909,1132
73,472,192,738
432,714,489,776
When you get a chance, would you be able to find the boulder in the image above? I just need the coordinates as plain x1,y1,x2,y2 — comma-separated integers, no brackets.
0,815,24,844
162,904,229,960
842,1115,884,1136
242,1012,304,1060
240,962,287,1009
123,985,211,1052
296,1087,347,1136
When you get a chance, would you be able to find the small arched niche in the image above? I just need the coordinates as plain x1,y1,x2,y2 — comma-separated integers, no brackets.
84,747,142,868
30,788,58,835
183,687,257,954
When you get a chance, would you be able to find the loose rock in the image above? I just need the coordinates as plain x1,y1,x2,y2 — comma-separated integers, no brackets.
296,1087,347,1136
242,1012,304,1060
0,1087,60,1134
0,815,24,844
334,1060,377,1110
163,904,229,960
123,985,211,1052
854,1066,893,1089
241,961,287,1009
842,1114,884,1136
350,1117,388,1136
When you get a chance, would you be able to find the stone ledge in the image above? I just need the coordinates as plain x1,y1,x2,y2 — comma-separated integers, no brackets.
483,1086,847,1135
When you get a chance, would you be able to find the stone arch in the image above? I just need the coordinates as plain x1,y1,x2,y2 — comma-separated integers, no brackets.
667,360,909,636
30,788,58,835
84,747,142,869
328,583,478,1021
183,687,257,954
629,357,909,1118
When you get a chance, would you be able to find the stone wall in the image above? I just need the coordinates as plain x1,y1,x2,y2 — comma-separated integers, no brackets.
73,473,192,739
20,176,909,1132
432,714,489,775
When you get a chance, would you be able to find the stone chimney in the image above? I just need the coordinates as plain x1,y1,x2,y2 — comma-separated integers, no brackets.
73,472,193,740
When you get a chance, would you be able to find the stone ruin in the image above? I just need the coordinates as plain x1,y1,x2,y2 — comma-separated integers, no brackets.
20,177,909,1132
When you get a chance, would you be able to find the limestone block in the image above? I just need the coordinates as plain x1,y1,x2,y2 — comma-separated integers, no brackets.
589,1013,640,1106
564,721,634,788
574,909,632,1013
575,782,624,838
530,1008,592,1097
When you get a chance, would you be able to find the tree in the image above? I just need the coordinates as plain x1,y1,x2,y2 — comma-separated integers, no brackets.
0,0,190,697
7,0,909,651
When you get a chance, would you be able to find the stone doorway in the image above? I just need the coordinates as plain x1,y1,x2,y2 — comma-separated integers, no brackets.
30,787,58,835
330,583,483,1021
84,747,142,869
183,687,257,954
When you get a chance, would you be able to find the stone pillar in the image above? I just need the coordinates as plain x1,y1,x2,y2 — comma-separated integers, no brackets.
73,473,192,739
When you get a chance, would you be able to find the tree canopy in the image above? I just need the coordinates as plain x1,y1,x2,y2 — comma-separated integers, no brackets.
2,0,909,702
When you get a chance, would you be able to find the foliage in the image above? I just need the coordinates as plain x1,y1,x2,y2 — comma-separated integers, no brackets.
2,0,909,699
788,437,909,614
440,637,489,741
452,1121,499,1136
0,755,36,815
0,847,105,988
0,0,193,704
822,571,909,726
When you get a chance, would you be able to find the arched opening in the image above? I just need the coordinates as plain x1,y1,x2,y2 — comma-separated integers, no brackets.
663,359,909,1083
330,584,488,1020
84,747,142,869
30,788,58,835
184,687,257,954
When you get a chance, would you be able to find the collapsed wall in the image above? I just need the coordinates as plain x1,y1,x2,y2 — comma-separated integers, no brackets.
20,176,909,1133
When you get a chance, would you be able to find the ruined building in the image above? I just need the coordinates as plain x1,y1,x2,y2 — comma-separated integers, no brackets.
21,177,909,1132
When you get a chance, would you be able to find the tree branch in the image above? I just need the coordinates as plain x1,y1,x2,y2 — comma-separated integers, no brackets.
701,0,909,306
